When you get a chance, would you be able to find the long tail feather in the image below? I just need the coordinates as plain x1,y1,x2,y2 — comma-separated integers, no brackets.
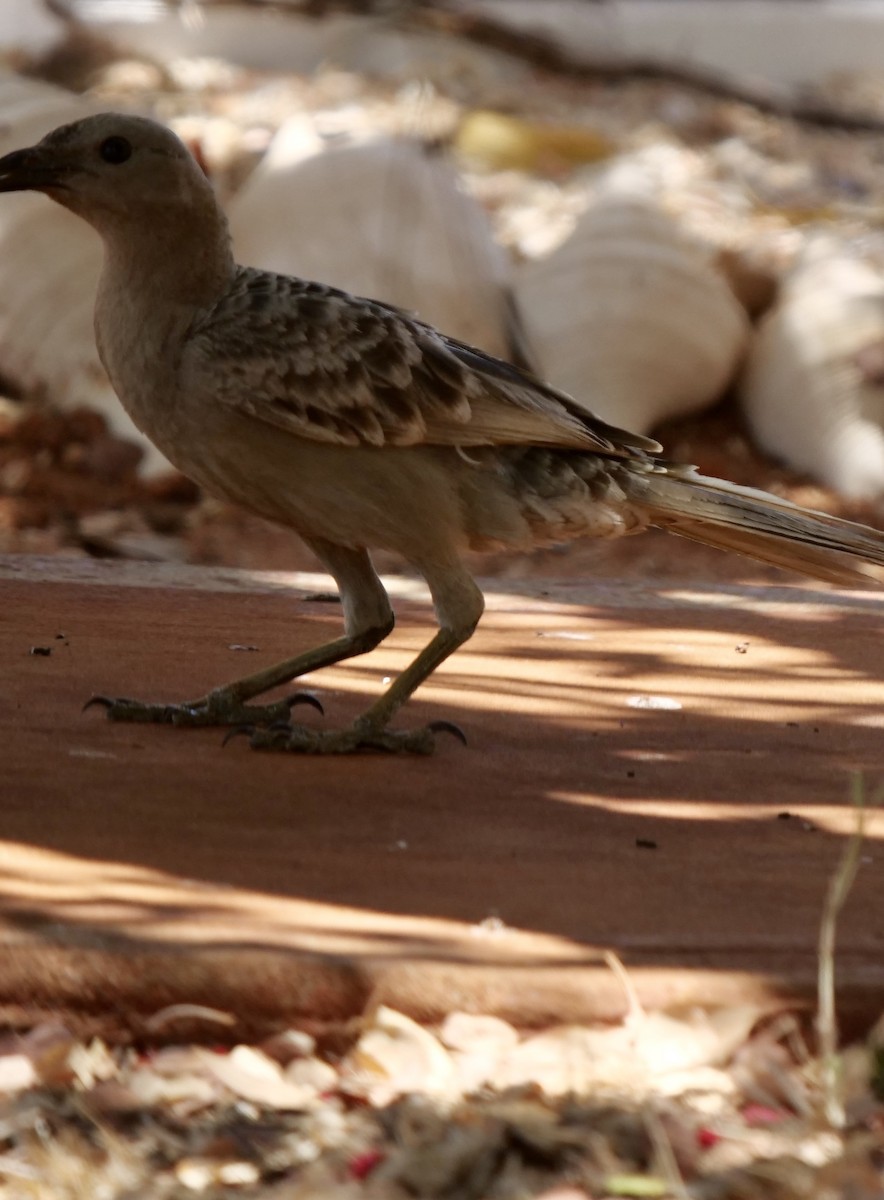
626,465,884,586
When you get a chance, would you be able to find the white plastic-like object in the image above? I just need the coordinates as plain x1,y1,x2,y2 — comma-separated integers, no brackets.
514,151,750,434
0,73,171,473
740,243,884,500
229,123,517,360
0,0,62,55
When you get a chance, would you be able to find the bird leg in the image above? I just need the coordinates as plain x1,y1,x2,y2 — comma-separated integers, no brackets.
84,628,388,726
241,624,474,754
85,541,395,729
239,559,485,755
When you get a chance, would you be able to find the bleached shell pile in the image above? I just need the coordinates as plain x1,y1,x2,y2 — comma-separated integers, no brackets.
0,73,174,474
514,151,751,434
4,51,884,504
740,242,884,500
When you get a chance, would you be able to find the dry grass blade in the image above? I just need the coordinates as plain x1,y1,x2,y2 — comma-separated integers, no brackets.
816,772,880,1128
643,1107,689,1200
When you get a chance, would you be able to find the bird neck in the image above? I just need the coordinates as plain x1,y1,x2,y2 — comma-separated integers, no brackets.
93,198,237,439
98,199,236,315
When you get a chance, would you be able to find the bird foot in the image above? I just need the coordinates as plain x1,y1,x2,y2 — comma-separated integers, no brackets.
225,718,467,756
83,689,323,728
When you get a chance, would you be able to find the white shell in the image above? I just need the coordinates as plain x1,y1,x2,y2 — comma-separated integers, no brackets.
739,241,884,500
229,123,517,359
514,152,750,434
0,73,170,474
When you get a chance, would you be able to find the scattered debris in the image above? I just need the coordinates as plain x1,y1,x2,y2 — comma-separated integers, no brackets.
0,1004,878,1197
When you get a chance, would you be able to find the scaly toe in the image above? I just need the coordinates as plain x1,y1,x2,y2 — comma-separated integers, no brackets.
235,720,467,756
360,727,437,755
83,691,324,728
84,696,188,724
245,723,331,753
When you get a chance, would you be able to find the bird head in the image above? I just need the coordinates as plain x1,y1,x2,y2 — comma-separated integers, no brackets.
0,112,214,230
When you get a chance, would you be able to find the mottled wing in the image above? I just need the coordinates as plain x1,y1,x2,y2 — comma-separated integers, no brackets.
182,268,660,457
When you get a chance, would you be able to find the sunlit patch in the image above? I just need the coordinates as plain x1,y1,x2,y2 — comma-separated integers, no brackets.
618,749,686,763
535,630,596,641
548,793,884,840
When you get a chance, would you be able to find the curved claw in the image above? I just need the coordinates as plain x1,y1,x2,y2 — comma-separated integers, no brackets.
285,690,324,716
222,724,255,748
83,695,114,714
428,719,468,747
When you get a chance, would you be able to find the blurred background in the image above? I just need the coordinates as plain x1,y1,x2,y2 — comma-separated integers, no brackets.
4,0,884,583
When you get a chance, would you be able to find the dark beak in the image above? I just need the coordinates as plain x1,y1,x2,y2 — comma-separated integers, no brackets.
0,146,65,193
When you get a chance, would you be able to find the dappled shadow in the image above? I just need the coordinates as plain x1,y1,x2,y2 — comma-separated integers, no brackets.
2,569,884,1027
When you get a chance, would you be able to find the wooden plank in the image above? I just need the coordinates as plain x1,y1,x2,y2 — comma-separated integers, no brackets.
1,555,882,1038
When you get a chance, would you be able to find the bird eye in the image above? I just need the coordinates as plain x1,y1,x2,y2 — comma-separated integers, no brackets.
99,136,132,165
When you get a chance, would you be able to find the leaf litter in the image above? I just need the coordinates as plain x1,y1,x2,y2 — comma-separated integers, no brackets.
0,1000,880,1198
